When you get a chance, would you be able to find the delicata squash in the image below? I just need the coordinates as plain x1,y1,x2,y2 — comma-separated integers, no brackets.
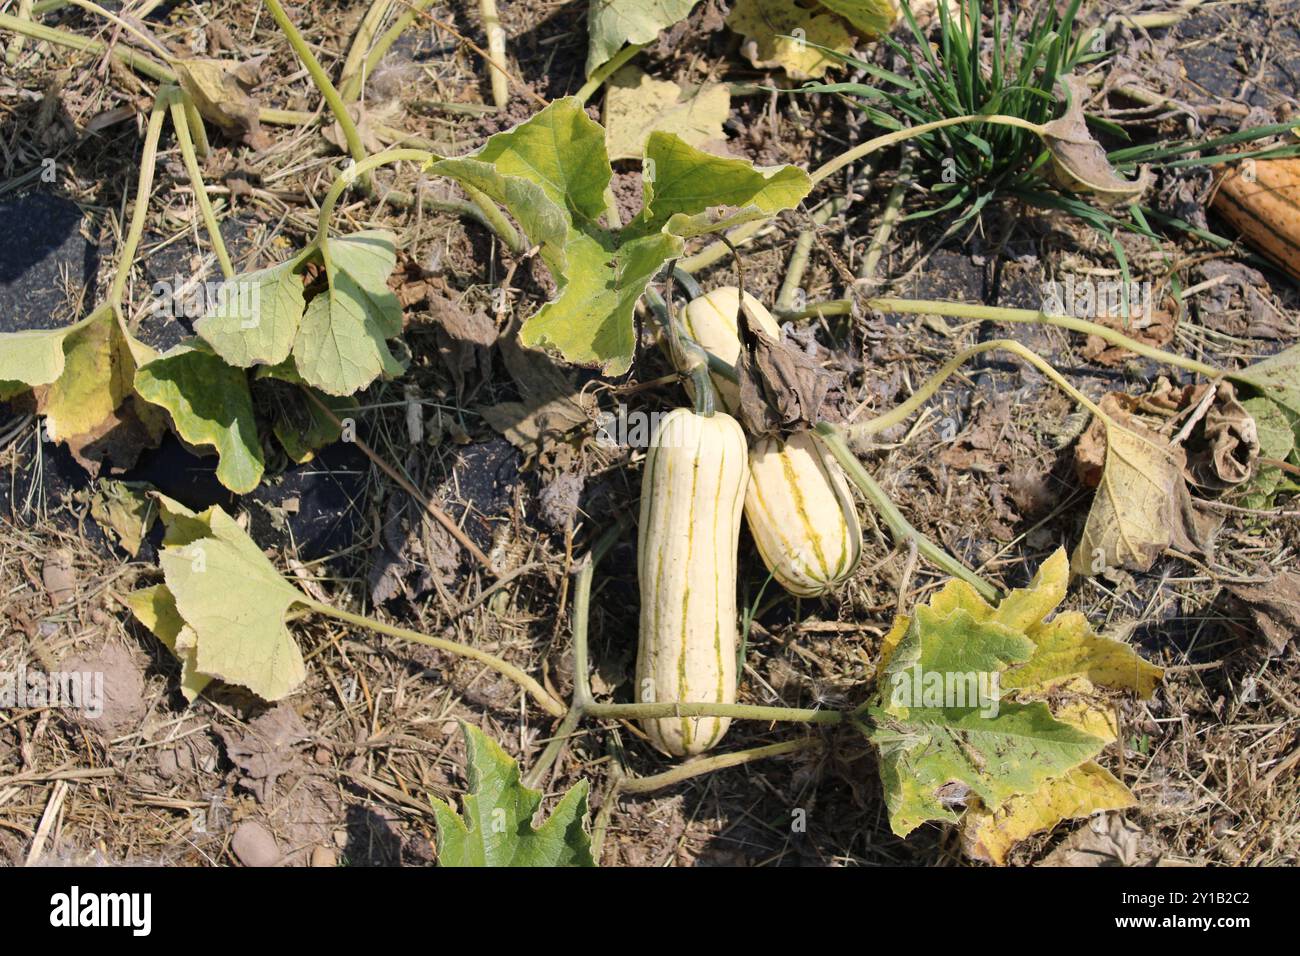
636,407,748,756
680,287,863,597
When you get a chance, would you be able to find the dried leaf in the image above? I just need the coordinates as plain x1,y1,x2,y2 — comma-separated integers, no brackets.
89,480,158,556
1070,394,1214,577
1041,77,1151,206
174,58,271,149
603,65,730,161
734,302,831,437
727,0,855,79
478,330,594,466
1226,570,1300,656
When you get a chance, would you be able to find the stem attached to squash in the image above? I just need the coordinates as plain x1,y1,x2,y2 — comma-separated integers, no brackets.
814,422,1002,604
586,701,844,724
302,598,566,718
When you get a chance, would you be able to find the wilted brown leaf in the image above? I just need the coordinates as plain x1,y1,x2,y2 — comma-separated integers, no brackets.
479,331,594,469
1042,77,1151,206
174,58,270,149
734,302,831,437
1226,570,1300,656
1071,394,1215,576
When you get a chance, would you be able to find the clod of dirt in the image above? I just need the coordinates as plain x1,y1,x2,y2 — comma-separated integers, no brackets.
1192,261,1294,340
216,704,310,803
61,643,146,740
41,550,76,605
231,820,281,867
538,470,584,531
1226,570,1300,656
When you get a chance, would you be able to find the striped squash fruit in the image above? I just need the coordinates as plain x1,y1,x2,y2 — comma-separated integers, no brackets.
636,407,748,757
681,287,864,596
680,286,781,413
1212,157,1300,282
746,429,863,596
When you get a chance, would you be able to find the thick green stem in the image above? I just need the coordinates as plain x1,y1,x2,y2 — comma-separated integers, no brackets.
815,422,1002,603
575,42,645,104
109,87,172,305
457,182,524,253
784,295,1224,380
585,701,843,724
859,152,912,283
340,0,393,101
169,97,234,281
852,337,1107,438
262,0,368,169
520,705,585,790
315,147,433,244
0,11,174,82
304,599,566,717
619,738,820,793
479,0,509,109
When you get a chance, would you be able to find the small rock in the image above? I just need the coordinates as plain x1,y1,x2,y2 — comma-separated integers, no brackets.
332,829,348,848
41,550,76,605
313,746,332,766
231,821,280,867
310,846,337,868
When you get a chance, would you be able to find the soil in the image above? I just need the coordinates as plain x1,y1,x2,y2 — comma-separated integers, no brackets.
0,0,1296,867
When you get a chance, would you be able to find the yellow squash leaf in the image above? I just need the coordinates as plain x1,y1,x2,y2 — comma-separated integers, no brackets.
960,761,1136,865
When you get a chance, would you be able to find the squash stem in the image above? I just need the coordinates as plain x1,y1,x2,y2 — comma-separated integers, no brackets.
617,738,821,794
585,701,843,723
302,599,566,718
262,0,369,175
779,296,1223,380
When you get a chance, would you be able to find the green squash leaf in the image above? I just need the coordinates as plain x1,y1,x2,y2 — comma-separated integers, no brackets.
431,98,810,374
292,230,405,396
865,549,1160,840
586,0,699,76
134,342,265,493
634,131,813,238
1228,344,1300,420
433,722,596,867
153,497,307,702
127,583,212,702
193,260,307,368
0,311,98,399
255,361,357,463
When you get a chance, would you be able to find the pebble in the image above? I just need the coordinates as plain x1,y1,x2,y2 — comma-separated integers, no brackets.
231,821,280,867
